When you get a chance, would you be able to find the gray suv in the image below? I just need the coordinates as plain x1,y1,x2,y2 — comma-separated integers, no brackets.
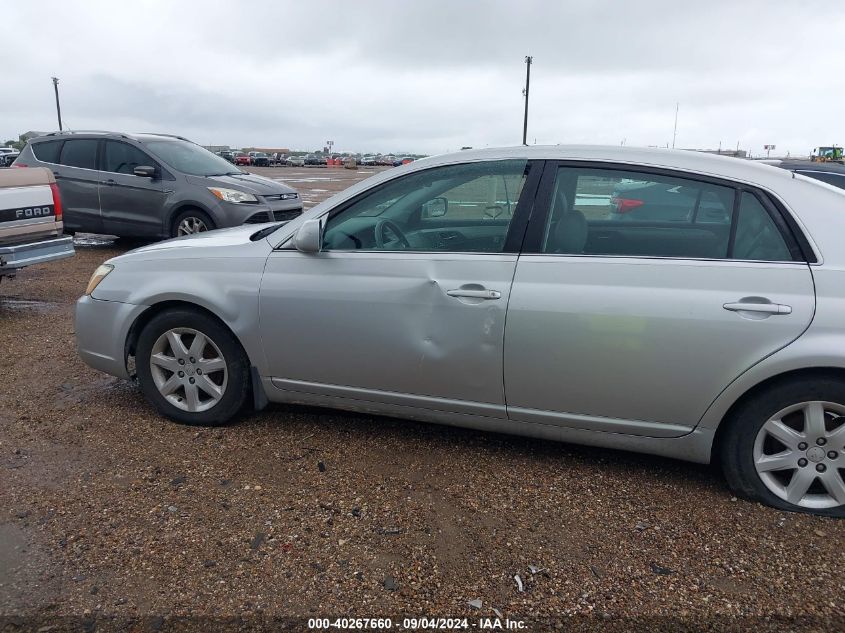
14,131,303,238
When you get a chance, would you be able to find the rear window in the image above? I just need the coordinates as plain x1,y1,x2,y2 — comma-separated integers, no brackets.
59,139,98,170
32,140,63,164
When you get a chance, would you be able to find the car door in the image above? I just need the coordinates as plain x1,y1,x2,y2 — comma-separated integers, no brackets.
99,140,168,237
55,138,102,233
258,159,540,417
504,162,816,436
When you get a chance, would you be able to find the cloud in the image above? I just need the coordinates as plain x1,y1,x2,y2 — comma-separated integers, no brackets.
1,0,843,156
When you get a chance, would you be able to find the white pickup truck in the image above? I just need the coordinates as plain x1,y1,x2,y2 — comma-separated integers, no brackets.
0,167,75,280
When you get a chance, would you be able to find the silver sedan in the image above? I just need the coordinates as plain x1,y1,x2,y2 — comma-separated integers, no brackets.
76,145,845,517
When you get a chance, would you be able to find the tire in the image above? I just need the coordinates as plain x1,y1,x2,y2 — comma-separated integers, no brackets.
721,375,845,517
136,308,250,426
171,209,215,238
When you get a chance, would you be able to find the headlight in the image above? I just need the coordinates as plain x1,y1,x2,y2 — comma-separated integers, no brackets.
85,264,114,296
208,187,258,203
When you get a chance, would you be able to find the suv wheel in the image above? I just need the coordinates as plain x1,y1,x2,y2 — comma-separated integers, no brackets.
721,376,845,517
172,209,215,238
136,309,249,426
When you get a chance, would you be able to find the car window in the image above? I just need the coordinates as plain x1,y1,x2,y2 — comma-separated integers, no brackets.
32,140,63,163
59,139,98,170
542,167,735,259
732,192,793,261
103,141,153,175
322,160,528,253
542,166,796,261
143,139,235,176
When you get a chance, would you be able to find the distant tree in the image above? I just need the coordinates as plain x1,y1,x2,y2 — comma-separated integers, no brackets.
3,136,26,151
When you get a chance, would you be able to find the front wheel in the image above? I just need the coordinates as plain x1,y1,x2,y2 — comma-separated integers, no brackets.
171,209,215,238
136,309,250,426
721,376,845,517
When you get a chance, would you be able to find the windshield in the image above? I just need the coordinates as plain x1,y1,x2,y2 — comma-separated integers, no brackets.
143,139,239,176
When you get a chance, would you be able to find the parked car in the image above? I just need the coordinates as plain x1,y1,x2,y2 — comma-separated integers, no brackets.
77,146,845,517
250,152,271,167
286,155,306,167
15,131,302,238
608,180,732,223
360,156,378,166
234,153,251,166
769,160,845,191
1,166,74,280
272,152,287,166
76,145,845,517
304,154,320,166
0,147,20,167
216,150,235,163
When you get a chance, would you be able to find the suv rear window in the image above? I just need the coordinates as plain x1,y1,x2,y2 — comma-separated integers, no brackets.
32,140,63,164
59,139,98,170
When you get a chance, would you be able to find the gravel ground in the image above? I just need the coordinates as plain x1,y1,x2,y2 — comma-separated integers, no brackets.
1,165,843,632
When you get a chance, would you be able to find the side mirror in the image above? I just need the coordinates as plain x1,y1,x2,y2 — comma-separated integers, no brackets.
294,218,323,253
422,197,448,218
133,165,156,178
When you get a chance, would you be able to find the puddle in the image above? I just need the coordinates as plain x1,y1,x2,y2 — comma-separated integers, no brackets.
0,298,58,313
277,177,337,183
73,234,117,247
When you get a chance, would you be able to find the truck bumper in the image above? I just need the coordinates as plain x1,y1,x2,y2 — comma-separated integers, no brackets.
0,235,75,273
75,296,149,379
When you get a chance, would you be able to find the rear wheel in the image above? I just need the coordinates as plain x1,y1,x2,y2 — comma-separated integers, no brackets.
721,376,845,517
171,209,215,238
136,309,249,426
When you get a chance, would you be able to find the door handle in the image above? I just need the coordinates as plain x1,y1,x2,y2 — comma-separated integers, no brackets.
723,301,792,315
103,179,116,186
446,288,501,300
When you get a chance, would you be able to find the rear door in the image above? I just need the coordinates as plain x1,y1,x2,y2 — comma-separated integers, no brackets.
99,140,167,237
504,163,815,436
55,139,102,233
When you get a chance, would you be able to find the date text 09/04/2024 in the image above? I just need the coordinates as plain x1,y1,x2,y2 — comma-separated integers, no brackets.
307,617,527,630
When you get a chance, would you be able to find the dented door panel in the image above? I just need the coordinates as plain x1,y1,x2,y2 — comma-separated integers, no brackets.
259,250,516,416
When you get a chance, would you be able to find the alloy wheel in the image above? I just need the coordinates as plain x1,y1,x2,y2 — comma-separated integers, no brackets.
149,328,228,412
177,216,209,236
753,401,845,509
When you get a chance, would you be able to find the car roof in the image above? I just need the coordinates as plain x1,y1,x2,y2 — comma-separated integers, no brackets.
34,130,191,144
413,145,804,190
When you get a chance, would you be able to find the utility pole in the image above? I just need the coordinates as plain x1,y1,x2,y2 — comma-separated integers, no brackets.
51,77,63,131
522,56,532,146
671,102,678,149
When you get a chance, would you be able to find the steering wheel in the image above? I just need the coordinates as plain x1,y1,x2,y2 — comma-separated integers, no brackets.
374,219,411,249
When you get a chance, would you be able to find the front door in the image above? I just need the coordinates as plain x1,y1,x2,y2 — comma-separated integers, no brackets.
99,140,167,237
504,163,816,436
259,159,539,417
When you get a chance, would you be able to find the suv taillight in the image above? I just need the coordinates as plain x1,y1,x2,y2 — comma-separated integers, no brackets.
611,196,645,213
50,182,63,221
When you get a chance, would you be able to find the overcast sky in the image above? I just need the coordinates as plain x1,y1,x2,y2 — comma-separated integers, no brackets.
1,1,843,156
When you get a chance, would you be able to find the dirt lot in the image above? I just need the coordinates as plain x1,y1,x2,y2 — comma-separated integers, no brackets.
1,165,843,631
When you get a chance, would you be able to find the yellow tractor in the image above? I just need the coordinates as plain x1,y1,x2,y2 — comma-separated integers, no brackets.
811,146,844,163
